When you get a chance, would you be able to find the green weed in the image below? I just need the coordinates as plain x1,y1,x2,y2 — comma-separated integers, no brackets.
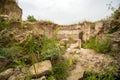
0,17,9,31
52,60,70,80
27,15,37,22
41,36,65,60
0,46,22,58
84,71,116,80
82,37,111,53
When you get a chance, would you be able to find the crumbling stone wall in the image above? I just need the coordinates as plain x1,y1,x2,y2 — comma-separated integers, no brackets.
57,21,103,42
0,0,22,21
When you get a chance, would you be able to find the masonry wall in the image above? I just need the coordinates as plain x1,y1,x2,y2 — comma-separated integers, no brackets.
0,0,22,21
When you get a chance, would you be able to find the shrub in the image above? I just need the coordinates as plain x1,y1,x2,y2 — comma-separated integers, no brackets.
27,15,37,22
23,34,41,54
41,36,65,60
52,60,70,80
82,37,111,53
0,46,22,58
112,9,120,20
22,34,65,61
109,20,120,33
47,76,56,80
109,8,120,33
83,71,116,80
0,17,9,31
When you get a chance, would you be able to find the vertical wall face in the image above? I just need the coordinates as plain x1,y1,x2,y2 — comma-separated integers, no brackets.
94,21,103,34
82,23,91,42
8,21,104,42
0,0,22,21
23,22,56,39
57,25,83,40
57,30,80,39
56,22,104,42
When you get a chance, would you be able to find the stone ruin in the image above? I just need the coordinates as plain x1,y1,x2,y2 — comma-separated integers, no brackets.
0,0,22,21
57,21,103,42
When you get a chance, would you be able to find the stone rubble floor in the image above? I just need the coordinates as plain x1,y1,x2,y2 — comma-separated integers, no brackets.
63,48,117,80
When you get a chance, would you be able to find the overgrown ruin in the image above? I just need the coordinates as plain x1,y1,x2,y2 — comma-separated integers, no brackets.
0,0,120,80
0,0,22,21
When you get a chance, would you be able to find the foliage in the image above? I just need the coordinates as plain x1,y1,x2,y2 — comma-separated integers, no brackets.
68,36,74,43
41,36,65,60
109,20,120,33
27,15,37,22
112,9,120,20
82,37,111,53
47,76,56,80
83,64,118,80
0,46,21,58
0,17,9,31
14,58,32,80
23,34,41,54
22,34,65,61
109,8,120,33
52,60,70,80
83,71,116,80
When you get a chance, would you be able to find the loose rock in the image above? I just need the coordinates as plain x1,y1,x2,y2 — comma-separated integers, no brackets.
29,60,52,78
0,68,14,80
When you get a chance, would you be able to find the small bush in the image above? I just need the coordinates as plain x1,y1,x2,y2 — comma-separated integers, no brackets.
23,34,41,54
22,34,65,61
82,37,111,53
27,15,37,22
41,36,65,60
83,71,116,80
0,17,9,31
0,46,22,58
47,76,56,80
112,10,120,20
52,60,70,80
109,20,120,33
109,8,120,33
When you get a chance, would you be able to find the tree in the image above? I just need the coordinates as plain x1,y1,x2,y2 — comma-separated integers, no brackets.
27,15,37,22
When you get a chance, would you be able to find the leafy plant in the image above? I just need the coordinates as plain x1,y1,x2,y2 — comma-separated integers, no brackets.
27,15,37,22
41,36,65,60
22,34,65,61
47,76,56,80
0,17,9,31
83,71,116,80
82,37,111,53
52,60,70,80
112,9,120,20
109,7,120,33
0,46,22,58
23,34,41,54
14,59,32,80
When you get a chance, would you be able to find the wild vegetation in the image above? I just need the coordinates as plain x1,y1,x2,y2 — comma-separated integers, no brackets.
109,8,120,33
0,17,9,31
0,18,70,79
0,0,120,80
82,37,112,53
81,7,120,80
27,15,37,22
